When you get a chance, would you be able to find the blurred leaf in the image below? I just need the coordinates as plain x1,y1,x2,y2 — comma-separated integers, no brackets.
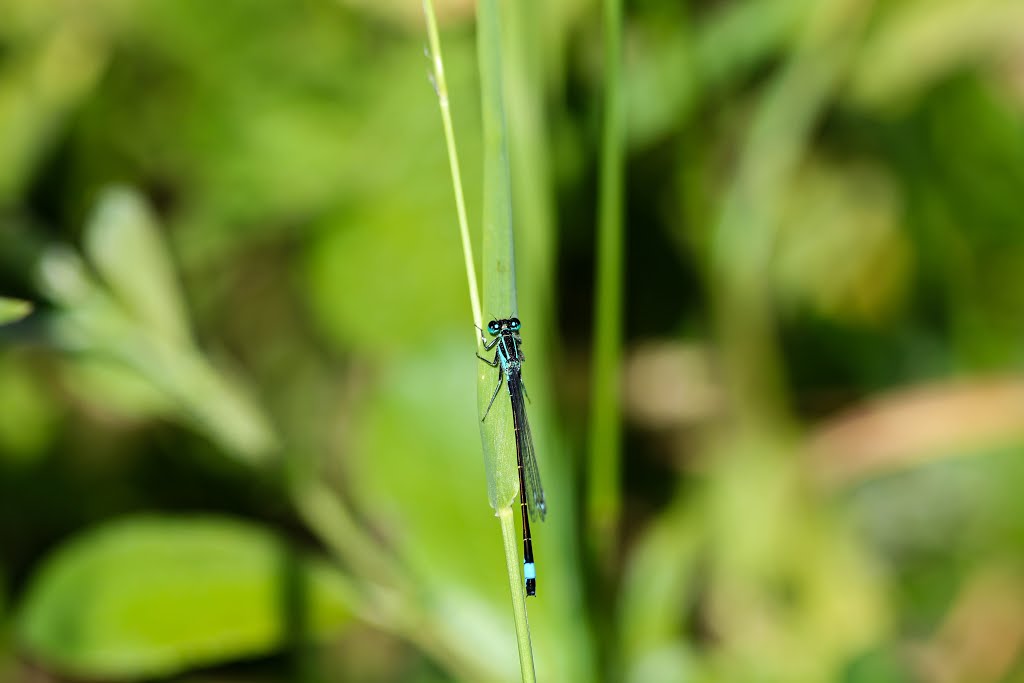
619,495,703,683
849,0,1024,110
83,186,191,345
16,515,355,680
910,565,1024,683
59,356,174,421
36,246,96,309
86,4,486,270
0,298,32,324
353,338,512,609
809,378,1024,487
350,336,578,680
774,159,910,323
339,0,474,28
0,9,109,203
299,35,482,356
784,518,890,679
303,198,473,356
843,648,910,683
626,0,807,145
38,219,279,464
703,437,889,683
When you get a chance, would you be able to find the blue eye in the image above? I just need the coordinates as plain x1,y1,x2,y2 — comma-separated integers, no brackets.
487,321,500,335
509,318,521,331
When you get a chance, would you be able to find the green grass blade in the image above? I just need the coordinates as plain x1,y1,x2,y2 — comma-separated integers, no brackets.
0,298,32,324
588,0,625,568
422,0,483,335
499,506,537,683
475,0,520,516
475,0,536,679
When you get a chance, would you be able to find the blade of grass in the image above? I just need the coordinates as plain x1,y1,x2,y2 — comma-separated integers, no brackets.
474,0,518,516
502,2,598,681
0,298,32,325
294,477,499,682
618,492,703,682
588,0,625,569
476,0,536,679
499,506,537,683
423,0,483,334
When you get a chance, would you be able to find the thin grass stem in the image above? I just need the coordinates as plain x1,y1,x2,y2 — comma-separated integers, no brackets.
422,0,483,334
588,0,625,568
499,506,538,683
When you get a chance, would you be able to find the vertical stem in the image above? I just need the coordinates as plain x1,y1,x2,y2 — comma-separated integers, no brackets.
588,0,625,567
475,0,519,514
502,4,599,681
499,506,538,683
423,0,483,334
476,0,517,320
476,1,538,679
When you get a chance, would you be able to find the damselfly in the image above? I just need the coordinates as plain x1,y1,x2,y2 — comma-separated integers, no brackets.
478,317,546,597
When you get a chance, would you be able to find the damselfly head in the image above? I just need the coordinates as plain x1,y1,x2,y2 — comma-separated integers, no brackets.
487,318,521,335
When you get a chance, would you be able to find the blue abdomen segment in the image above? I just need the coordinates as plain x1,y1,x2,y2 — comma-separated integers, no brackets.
524,562,536,580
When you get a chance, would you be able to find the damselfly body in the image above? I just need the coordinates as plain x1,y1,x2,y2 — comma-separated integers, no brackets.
478,317,546,596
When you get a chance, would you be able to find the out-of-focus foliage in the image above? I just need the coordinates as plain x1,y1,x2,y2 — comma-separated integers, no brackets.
0,0,1023,682
0,299,31,325
16,515,354,679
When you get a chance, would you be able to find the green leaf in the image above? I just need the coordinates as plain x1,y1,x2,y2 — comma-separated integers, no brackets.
773,159,909,322
849,0,1024,110
0,297,32,324
39,233,278,463
476,0,518,517
58,356,175,422
0,13,109,203
83,186,191,344
16,515,354,680
619,497,702,682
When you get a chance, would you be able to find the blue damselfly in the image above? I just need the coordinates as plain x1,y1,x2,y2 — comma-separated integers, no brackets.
478,317,546,596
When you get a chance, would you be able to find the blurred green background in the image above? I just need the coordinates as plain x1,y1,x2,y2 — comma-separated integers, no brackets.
1,0,1024,681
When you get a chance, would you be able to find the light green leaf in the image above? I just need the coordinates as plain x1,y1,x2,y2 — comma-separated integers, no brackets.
0,297,32,324
774,159,909,322
39,231,278,464
59,356,174,421
849,0,1024,110
619,496,702,682
0,15,109,203
16,515,354,680
83,186,191,344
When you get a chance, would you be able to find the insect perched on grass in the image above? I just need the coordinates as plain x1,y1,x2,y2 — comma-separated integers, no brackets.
478,317,547,596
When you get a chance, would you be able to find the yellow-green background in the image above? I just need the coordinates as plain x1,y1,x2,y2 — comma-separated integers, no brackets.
1,0,1023,681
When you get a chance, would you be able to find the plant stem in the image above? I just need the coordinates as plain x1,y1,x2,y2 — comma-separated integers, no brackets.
475,0,519,514
422,0,483,334
294,478,498,682
588,0,625,568
476,0,538,679
499,506,537,683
